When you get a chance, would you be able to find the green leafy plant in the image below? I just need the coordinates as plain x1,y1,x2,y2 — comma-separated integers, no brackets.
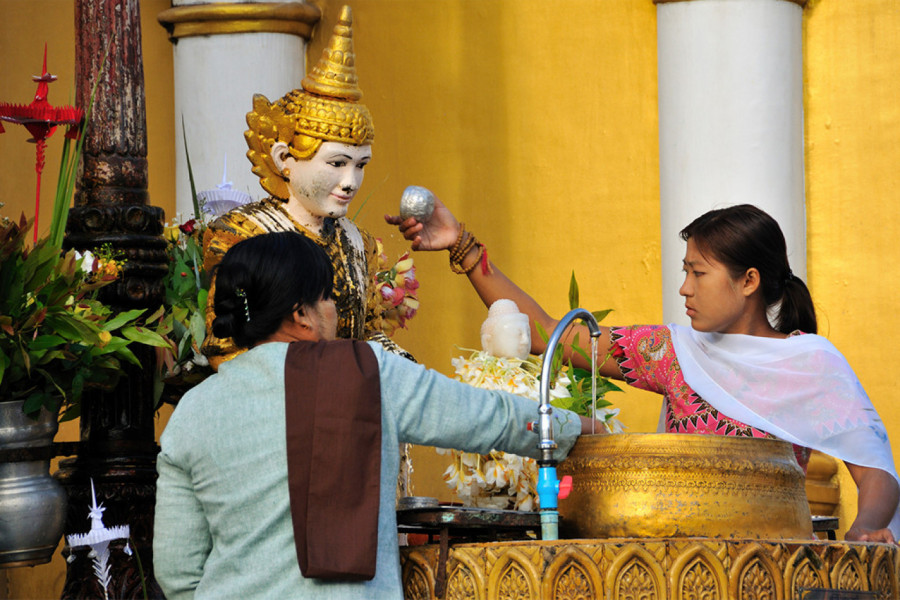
152,216,210,402
536,271,622,419
150,128,213,403
0,214,168,420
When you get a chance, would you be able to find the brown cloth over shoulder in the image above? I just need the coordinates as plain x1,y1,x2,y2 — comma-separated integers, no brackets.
284,340,382,581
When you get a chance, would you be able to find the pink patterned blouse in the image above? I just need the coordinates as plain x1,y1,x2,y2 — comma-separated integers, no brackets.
610,324,811,472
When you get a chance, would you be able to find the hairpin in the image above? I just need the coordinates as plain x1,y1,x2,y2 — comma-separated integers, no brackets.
235,288,250,322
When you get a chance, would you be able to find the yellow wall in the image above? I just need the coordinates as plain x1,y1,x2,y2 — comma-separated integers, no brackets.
1,0,899,596
802,0,900,539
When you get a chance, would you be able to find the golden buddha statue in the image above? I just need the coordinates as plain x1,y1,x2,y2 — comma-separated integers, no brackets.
202,5,412,368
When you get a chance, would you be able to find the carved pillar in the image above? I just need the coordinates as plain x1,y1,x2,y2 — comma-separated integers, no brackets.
55,0,167,598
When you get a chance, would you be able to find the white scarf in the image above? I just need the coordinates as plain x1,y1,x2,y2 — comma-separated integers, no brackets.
668,324,900,536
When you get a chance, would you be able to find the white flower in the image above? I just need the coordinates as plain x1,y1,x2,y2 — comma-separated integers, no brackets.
75,250,96,272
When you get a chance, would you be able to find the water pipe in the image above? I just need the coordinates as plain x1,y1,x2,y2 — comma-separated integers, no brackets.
533,308,601,540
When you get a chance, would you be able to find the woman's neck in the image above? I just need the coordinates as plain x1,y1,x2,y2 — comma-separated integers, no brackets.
721,308,786,339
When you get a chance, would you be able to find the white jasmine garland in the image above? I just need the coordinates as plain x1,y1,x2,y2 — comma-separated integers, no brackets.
440,349,622,510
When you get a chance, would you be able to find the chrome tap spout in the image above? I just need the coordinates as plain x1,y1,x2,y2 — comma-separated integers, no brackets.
537,308,601,465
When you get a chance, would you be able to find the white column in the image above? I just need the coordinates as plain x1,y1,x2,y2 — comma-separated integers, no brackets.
656,0,806,326
158,1,320,219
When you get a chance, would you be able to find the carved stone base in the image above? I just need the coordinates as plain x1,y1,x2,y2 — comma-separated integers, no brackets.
401,538,898,599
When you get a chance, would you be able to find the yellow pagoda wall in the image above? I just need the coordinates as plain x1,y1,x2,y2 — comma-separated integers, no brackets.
802,0,900,537
0,1,898,597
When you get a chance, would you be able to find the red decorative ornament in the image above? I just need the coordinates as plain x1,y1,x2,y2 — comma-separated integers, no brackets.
0,45,84,243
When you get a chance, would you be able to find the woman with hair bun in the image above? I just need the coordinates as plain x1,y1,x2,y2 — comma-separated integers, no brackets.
154,231,597,599
388,200,900,543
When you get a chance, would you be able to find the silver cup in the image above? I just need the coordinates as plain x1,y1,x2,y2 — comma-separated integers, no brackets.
399,186,435,222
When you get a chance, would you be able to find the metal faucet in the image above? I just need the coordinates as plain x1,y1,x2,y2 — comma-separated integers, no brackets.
534,308,601,540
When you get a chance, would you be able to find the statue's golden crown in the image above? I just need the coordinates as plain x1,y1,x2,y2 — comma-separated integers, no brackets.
245,5,374,199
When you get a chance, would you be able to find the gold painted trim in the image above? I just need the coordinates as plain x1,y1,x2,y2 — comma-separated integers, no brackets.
158,2,321,42
654,0,806,6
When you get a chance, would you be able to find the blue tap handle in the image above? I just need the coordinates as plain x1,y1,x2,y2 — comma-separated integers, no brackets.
537,466,562,509
537,466,574,540
538,466,560,540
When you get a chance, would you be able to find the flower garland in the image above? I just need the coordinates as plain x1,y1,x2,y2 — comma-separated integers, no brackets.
370,239,419,337
439,349,623,511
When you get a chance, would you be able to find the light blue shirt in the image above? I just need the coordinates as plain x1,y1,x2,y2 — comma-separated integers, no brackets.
154,342,581,599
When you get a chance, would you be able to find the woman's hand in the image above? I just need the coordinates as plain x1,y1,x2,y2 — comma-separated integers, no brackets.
845,525,896,544
385,195,460,252
579,415,609,436
845,462,899,544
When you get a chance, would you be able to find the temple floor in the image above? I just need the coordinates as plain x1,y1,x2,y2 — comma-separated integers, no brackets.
401,537,898,599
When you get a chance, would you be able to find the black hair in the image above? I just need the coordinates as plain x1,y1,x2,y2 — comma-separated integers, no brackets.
212,232,334,348
679,204,817,334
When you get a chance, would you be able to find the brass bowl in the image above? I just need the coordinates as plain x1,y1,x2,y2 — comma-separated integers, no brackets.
557,433,813,539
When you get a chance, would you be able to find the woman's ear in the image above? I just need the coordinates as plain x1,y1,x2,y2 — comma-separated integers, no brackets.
291,306,309,328
285,306,319,342
741,268,761,297
271,141,290,172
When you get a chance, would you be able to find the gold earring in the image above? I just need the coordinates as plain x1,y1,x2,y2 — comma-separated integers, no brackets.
282,168,291,181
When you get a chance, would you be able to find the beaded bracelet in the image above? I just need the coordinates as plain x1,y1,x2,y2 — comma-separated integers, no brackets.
449,224,491,275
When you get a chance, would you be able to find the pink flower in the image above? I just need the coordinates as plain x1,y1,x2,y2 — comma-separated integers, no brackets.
389,287,406,307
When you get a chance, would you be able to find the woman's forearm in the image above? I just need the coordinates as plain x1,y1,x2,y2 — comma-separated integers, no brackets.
845,462,899,543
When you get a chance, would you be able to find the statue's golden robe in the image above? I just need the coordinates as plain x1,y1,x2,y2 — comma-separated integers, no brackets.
202,198,412,368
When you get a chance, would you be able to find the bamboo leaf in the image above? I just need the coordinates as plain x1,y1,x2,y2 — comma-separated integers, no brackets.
181,116,202,221
568,271,579,309
592,309,612,323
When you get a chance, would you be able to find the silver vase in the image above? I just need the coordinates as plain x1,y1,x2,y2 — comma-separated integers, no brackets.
0,399,67,568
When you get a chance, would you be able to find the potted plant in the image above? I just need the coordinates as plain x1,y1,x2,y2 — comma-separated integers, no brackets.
0,49,170,568
0,212,168,567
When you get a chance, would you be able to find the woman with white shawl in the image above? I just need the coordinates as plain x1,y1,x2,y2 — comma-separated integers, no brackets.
387,201,900,543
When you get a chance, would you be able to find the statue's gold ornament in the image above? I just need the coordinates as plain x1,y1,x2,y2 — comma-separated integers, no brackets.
244,4,374,200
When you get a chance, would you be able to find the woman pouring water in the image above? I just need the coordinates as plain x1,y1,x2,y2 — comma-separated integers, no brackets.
387,200,900,543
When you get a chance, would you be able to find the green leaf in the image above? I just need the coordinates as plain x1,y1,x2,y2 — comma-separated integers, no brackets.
23,393,49,417
592,309,612,323
196,287,208,310
60,403,81,422
72,372,84,401
102,308,147,332
29,334,67,350
182,116,202,222
144,304,166,325
95,337,129,355
568,271,579,310
44,314,100,343
550,396,577,411
189,311,206,348
115,345,142,367
121,326,169,348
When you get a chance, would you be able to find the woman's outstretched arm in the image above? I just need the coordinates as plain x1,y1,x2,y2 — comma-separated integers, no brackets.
844,462,899,543
386,196,621,378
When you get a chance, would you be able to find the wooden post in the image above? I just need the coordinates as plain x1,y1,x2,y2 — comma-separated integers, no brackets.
56,0,167,597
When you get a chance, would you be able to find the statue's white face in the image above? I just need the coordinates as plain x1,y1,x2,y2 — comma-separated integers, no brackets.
482,314,531,360
281,142,372,222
